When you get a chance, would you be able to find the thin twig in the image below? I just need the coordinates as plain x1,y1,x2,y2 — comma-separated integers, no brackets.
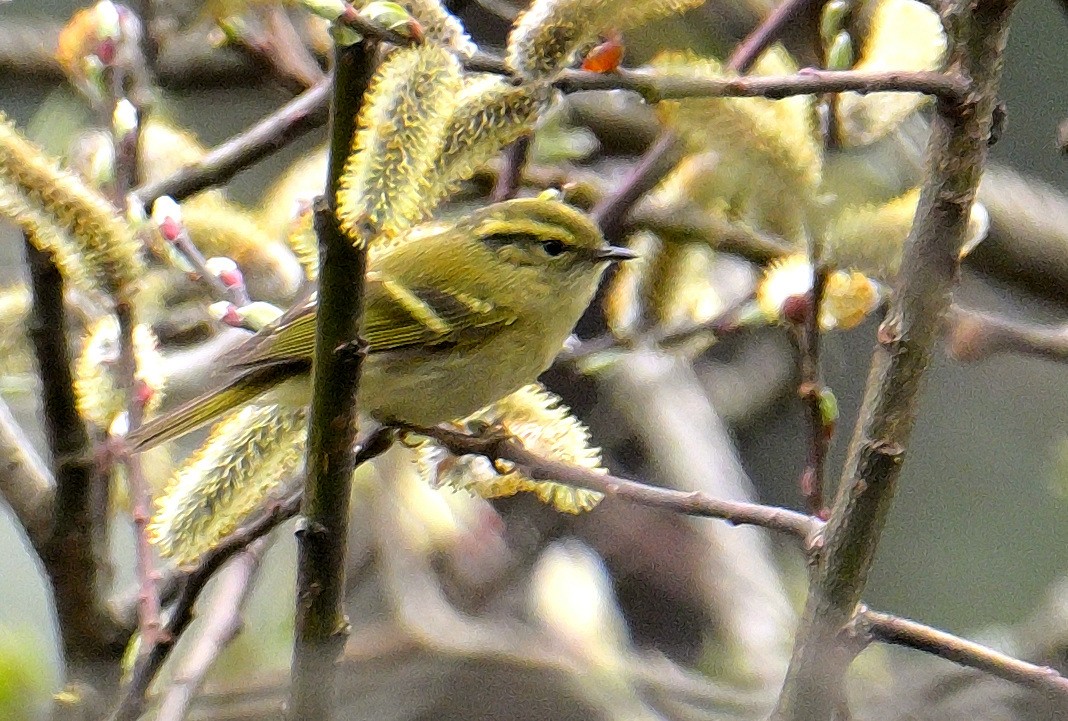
403,423,821,540
590,131,685,243
727,0,820,73
770,0,1017,717
491,136,531,202
947,305,1068,363
105,7,165,656
626,202,793,264
154,539,268,721
231,6,326,92
557,292,753,365
24,238,123,665
859,608,1068,702
797,266,831,518
108,491,303,721
131,78,331,208
288,39,377,721
116,301,164,650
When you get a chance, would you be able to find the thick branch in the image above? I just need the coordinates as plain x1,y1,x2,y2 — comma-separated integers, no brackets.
24,239,122,666
405,423,821,540
771,0,1017,718
859,609,1068,702
288,41,377,721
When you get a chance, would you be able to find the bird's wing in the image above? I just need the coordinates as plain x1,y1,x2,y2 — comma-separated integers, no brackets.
228,271,517,371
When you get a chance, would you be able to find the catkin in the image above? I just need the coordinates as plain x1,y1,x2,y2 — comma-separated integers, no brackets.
337,44,463,245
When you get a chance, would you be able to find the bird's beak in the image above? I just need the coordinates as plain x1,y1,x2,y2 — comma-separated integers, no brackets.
595,245,638,262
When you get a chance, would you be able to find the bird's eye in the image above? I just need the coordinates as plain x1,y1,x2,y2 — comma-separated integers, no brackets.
540,239,566,257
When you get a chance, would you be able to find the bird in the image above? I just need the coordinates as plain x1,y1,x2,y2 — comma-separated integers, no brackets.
126,197,633,451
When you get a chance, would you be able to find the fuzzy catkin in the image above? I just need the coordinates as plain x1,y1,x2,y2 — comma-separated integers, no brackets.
150,405,307,565
428,76,550,207
337,44,462,245
0,112,142,295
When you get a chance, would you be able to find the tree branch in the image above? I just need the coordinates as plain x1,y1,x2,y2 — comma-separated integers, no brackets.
23,238,123,668
545,66,967,104
946,304,1068,363
797,267,831,518
858,608,1068,702
403,423,821,540
0,396,54,550
288,40,377,721
108,491,303,721
727,0,820,73
153,540,267,721
771,0,1017,717
590,131,685,243
131,78,331,208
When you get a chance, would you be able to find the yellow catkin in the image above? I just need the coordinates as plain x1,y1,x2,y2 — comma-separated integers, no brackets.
257,147,328,238
0,112,142,295
150,405,307,565
836,0,946,147
427,75,550,207
653,48,821,244
0,286,33,378
420,384,604,514
507,0,703,80
74,317,166,430
337,44,462,246
0,181,93,293
283,202,319,280
137,116,211,185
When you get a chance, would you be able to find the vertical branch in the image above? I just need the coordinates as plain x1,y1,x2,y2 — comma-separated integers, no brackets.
798,265,831,518
491,136,531,202
771,0,1017,718
24,238,123,670
288,40,378,721
108,5,163,653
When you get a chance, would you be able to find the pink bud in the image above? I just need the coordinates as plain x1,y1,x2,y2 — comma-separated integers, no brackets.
134,379,155,406
218,267,244,289
158,216,181,242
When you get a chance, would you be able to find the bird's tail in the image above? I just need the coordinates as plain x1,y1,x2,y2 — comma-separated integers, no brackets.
126,369,288,452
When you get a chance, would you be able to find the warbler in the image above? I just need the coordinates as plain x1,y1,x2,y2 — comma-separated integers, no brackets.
127,197,633,451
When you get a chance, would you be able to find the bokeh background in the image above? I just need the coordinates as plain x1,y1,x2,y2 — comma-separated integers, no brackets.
0,0,1066,718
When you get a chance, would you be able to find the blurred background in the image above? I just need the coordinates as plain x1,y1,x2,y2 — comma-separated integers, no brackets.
0,0,1067,719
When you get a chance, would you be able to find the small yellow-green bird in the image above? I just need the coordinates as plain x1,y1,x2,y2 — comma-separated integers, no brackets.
127,197,632,451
